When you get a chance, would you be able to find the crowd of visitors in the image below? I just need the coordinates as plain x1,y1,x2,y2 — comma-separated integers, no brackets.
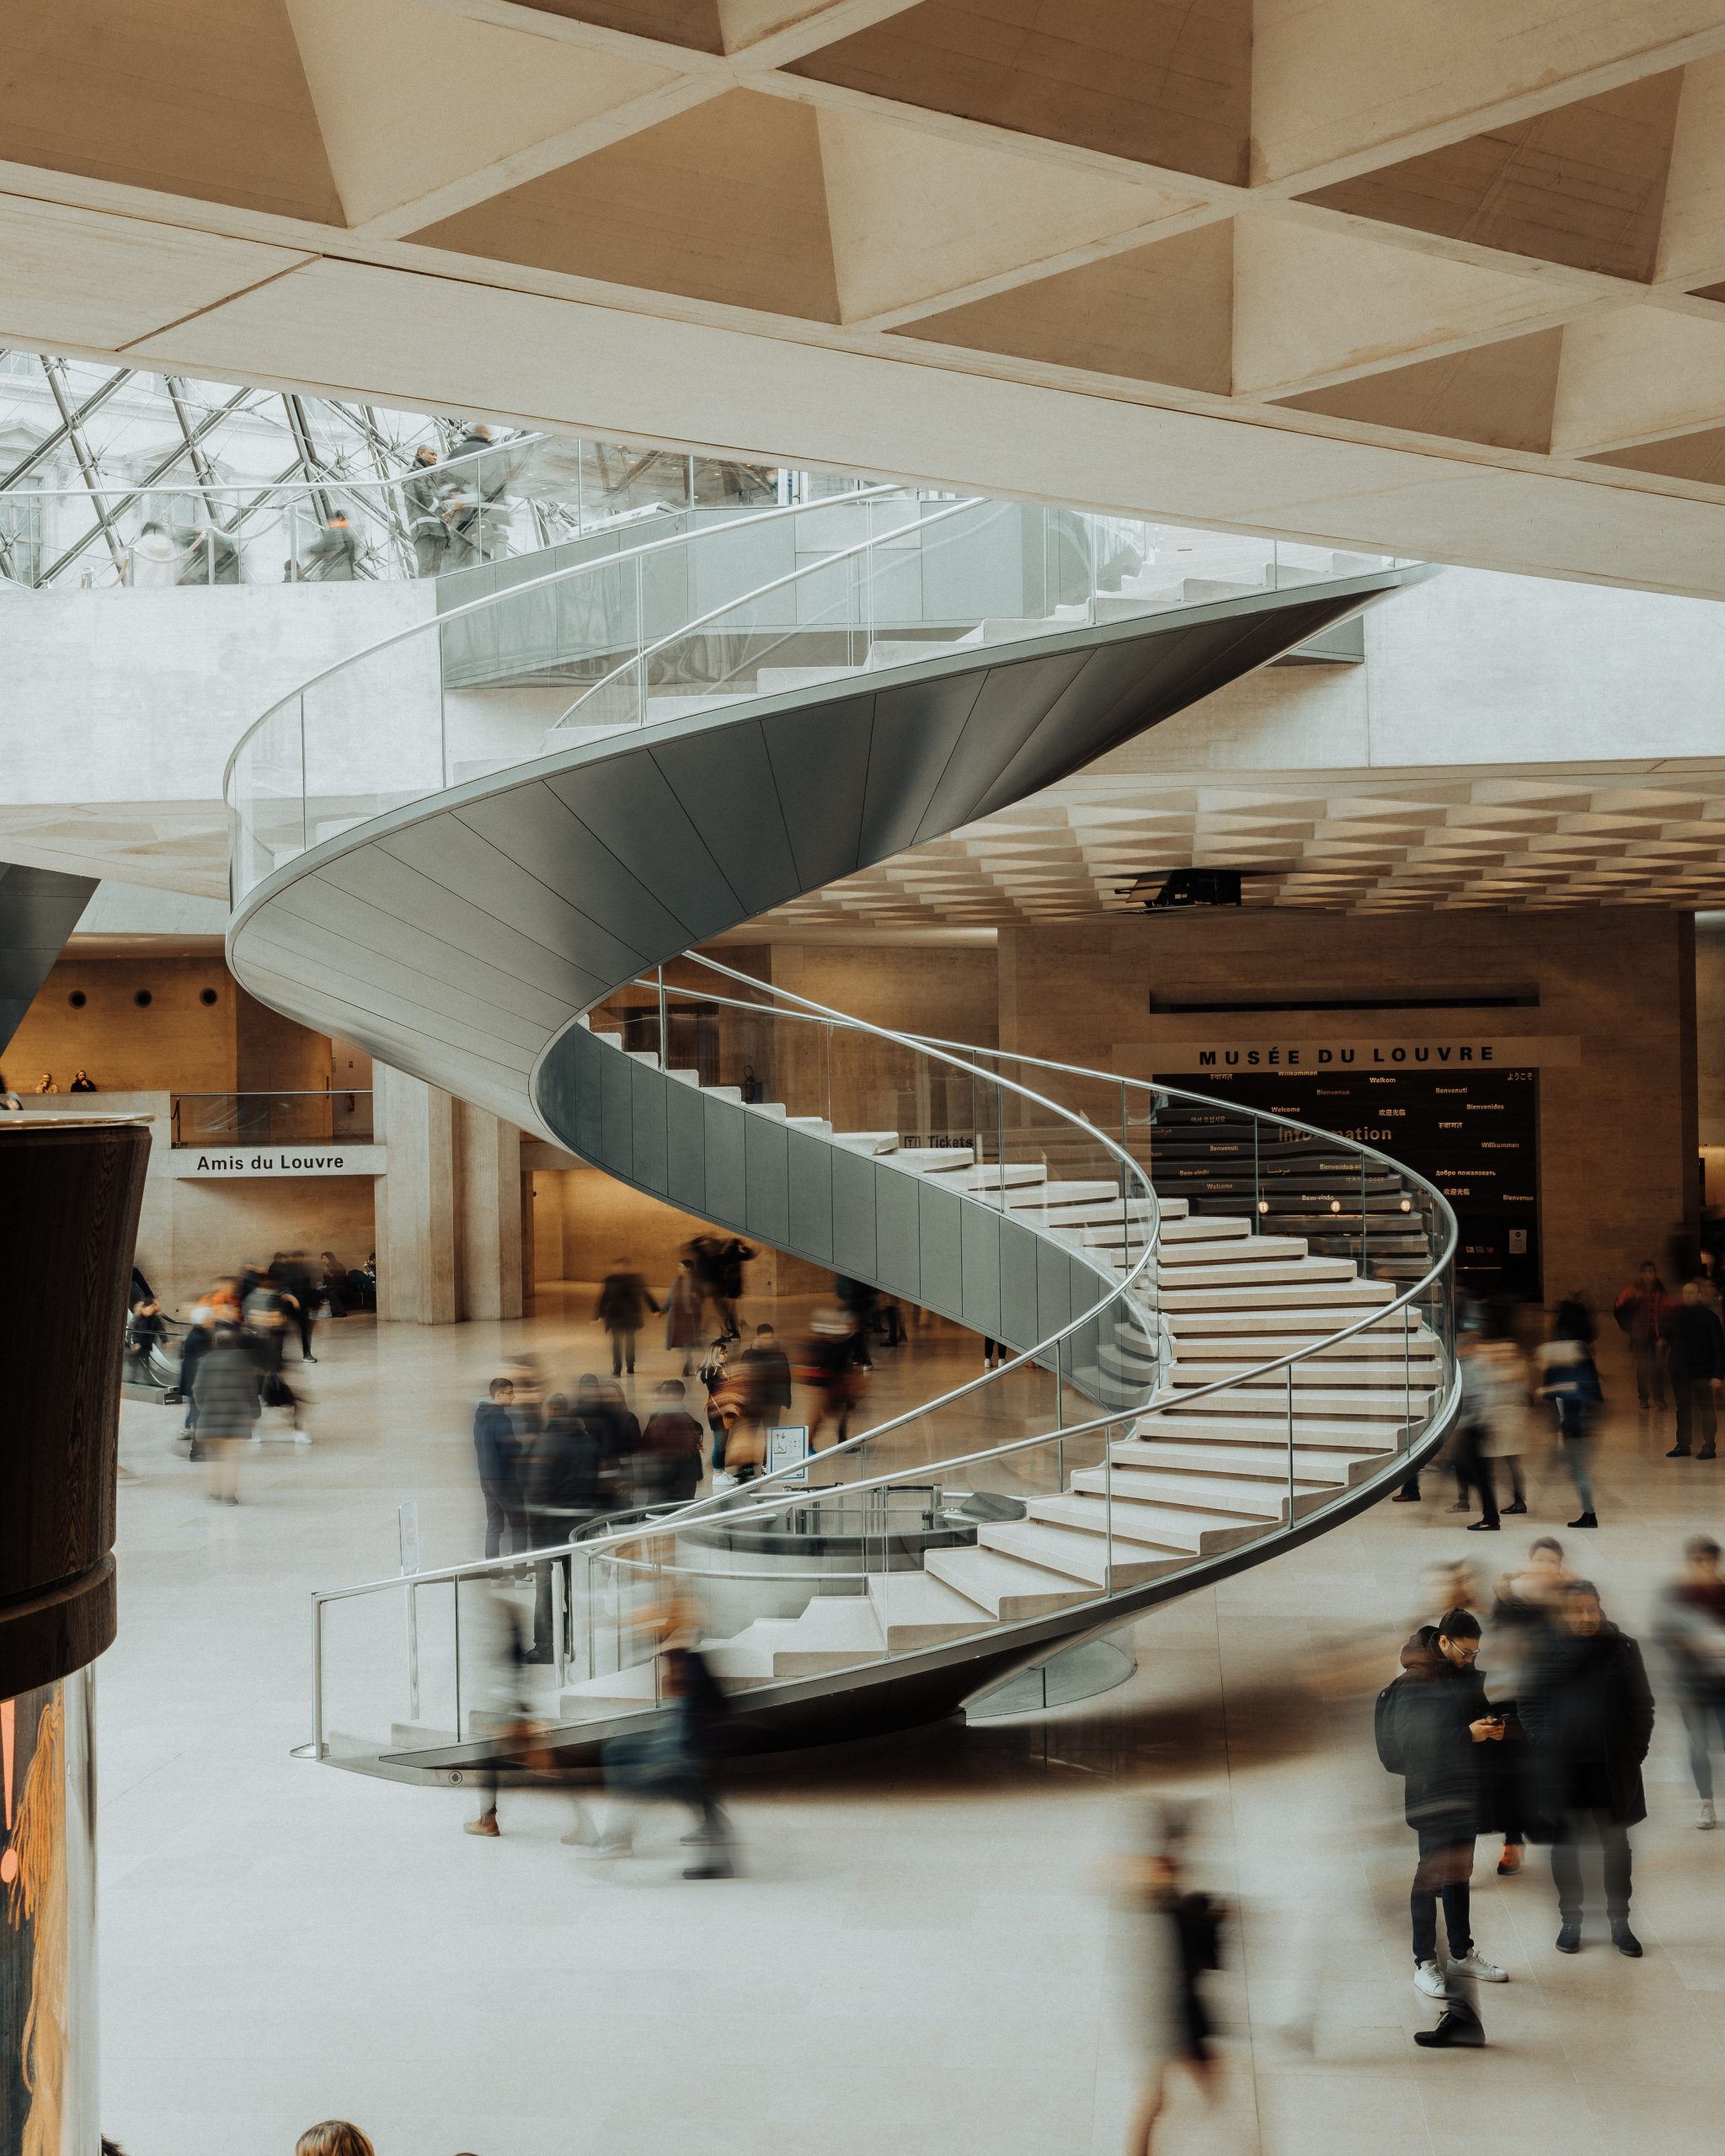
1375,1525,1725,2051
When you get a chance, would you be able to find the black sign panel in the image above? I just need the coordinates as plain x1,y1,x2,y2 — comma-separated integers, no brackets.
1184,1065,1541,1301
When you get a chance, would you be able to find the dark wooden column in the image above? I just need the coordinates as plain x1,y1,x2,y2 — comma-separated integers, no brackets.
0,1118,148,1698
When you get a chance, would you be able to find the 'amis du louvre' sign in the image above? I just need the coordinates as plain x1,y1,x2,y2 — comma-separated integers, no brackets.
1134,1036,1579,1075
168,1145,387,1179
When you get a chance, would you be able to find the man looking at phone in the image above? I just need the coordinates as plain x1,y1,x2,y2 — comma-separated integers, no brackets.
1377,1606,1509,2045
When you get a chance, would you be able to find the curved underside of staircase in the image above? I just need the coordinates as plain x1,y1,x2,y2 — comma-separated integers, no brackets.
228,566,1459,1771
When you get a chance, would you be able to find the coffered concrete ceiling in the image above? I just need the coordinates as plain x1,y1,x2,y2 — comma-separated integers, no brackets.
13,3,1725,595
744,763,1725,929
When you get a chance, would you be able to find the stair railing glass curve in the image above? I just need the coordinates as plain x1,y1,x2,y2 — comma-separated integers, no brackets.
296,967,1456,1764
226,483,1407,904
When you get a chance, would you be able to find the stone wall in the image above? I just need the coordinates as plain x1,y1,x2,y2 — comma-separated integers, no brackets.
999,908,1696,1316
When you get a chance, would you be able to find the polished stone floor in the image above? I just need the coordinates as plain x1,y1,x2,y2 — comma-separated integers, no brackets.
100,1291,1725,2156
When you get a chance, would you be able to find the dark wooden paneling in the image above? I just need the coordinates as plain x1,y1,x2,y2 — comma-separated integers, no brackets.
0,1118,147,1695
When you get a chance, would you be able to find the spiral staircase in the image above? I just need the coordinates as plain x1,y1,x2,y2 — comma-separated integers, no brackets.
222,491,1460,1778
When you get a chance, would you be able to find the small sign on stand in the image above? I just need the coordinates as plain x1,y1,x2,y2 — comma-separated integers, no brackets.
764,1423,811,1485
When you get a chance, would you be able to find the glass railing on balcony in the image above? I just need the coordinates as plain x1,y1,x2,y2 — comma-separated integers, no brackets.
169,1090,373,1146
227,483,1408,901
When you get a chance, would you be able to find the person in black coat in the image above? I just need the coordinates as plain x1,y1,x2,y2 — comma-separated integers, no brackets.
1664,1278,1725,1459
737,1323,793,1425
525,1393,610,1661
1379,1607,1506,2026
1519,1582,1654,1955
595,1263,660,1377
473,1377,526,1557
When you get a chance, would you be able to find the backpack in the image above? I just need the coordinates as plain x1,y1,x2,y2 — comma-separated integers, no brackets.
1374,1677,1406,1774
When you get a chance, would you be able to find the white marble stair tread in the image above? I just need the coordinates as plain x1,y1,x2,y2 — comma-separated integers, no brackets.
704,1084,744,1102
665,1066,702,1086
976,1519,1187,1588
1167,1356,1441,1386
557,1660,658,1713
1160,1280,1395,1311
745,1099,788,1118
706,1598,885,1678
785,1115,834,1135
1001,1179,1119,1208
867,1569,994,1648
1168,1307,1419,1337
1158,1214,1251,1242
1158,1234,1309,1266
1158,1255,1355,1288
1027,1491,1262,1552
1103,1440,1371,1492
919,1160,1049,1191
832,1130,899,1153
924,1544,1094,1619
1153,1381,1433,1417
1069,1463,1306,1513
1133,1409,1404,1445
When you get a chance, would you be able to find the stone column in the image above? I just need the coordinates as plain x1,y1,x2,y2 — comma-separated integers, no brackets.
456,1099,522,1321
373,1065,524,1323
374,1065,457,1325
1,1116,149,2153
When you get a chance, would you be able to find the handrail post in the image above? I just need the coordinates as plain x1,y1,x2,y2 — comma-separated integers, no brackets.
656,963,669,1071
311,1593,325,1760
1285,1363,1295,1531
1104,1422,1114,1594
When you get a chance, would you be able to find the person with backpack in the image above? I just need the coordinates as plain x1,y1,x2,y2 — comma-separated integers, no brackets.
1375,1605,1508,2047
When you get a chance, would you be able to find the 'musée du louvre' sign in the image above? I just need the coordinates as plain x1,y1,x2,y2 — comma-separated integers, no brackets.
1135,1036,1580,1075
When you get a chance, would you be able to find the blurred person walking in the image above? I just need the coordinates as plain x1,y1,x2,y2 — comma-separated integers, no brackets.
664,1257,706,1376
596,1259,660,1378
190,1327,262,1503
275,1248,318,1360
295,509,360,581
243,1267,302,1432
738,1322,793,1427
1117,1808,1228,2153
1613,1260,1669,1411
1375,1604,1506,2045
1520,1579,1654,1956
1656,1534,1725,1828
1535,1315,1603,1528
473,1375,527,1558
403,443,449,575
802,1310,868,1452
709,1235,754,1340
585,1639,737,1876
1664,1278,1725,1459
1470,1303,1531,1529
525,1392,608,1663
640,1379,706,1505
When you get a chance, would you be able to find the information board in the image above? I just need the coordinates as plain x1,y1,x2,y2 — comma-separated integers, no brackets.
764,1423,811,1484
1185,1065,1541,1301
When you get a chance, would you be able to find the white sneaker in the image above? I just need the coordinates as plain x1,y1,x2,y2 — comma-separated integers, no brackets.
1447,1949,1508,1983
1413,1959,1447,1999
1700,1800,1717,1831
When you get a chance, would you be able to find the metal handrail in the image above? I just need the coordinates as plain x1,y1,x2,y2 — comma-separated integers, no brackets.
615,950,1455,1460
548,493,989,729
10,437,547,504
222,482,911,798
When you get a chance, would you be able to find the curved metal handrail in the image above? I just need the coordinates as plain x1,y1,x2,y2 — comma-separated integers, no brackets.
548,969,1163,1532
222,481,911,803
547,494,991,730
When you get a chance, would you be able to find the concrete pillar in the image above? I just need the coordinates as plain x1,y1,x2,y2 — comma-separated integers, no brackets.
456,1098,522,1321
374,1065,524,1323
375,1065,458,1325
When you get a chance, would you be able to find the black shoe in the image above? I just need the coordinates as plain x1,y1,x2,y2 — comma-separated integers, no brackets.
1667,1447,1692,1459
684,1857,734,1880
1503,1500,1527,1515
1611,1922,1643,1958
1414,2004,1485,2049
1701,1450,1717,1461
1556,1920,1582,1953
1391,1491,1421,1503
521,1649,553,1665
1466,1519,1500,1531
1568,1513,1598,1529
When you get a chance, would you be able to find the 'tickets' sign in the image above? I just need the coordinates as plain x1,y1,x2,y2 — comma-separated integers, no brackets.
168,1145,387,1178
